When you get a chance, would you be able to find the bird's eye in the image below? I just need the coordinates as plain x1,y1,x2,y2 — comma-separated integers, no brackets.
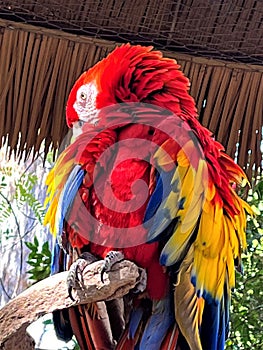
78,120,85,127
80,91,87,100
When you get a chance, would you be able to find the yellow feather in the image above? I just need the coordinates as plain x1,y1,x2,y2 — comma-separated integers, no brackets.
180,173,204,235
210,213,225,258
193,250,226,300
181,197,202,234
231,194,248,250
161,159,207,265
177,167,194,217
44,196,59,234
175,163,189,184
177,147,190,167
158,160,193,223
153,140,177,168
226,245,236,289
192,222,229,300
163,190,180,218
223,221,234,289
224,215,239,258
162,225,195,265
44,157,76,236
174,247,203,350
197,201,224,259
173,145,253,303
238,195,255,250
205,182,216,201
240,196,255,216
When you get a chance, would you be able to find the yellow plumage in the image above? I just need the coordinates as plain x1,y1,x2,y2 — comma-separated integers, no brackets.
189,179,253,300
174,247,204,350
196,200,224,258
160,152,207,265
156,136,253,302
44,156,75,235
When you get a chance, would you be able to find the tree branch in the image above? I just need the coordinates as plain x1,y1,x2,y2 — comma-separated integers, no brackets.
0,259,142,350
0,191,24,298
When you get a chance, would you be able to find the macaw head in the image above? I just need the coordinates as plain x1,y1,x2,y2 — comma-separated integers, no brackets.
66,43,197,137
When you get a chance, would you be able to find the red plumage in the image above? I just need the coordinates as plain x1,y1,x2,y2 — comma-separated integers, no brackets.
45,43,252,350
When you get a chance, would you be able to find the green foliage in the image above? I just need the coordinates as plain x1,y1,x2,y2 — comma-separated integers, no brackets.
73,342,81,350
25,236,51,282
0,168,45,228
14,173,46,224
0,175,12,225
226,179,263,349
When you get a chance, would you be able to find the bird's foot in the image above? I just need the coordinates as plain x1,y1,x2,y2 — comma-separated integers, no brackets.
133,267,147,294
67,252,98,301
100,251,125,283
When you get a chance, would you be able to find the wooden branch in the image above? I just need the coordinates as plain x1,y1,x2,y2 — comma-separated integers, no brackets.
0,260,142,349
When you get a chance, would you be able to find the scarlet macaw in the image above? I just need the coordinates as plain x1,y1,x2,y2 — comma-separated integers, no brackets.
44,44,252,350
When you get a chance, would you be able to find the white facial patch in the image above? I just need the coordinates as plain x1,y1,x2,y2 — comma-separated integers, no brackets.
73,83,100,126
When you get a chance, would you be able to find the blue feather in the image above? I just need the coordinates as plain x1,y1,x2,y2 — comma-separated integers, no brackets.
144,172,163,223
144,170,174,223
159,252,169,266
51,237,68,275
139,296,174,350
56,165,85,236
144,169,174,242
146,206,174,244
200,297,221,350
51,165,84,276
192,274,229,349
217,284,230,350
51,239,61,275
128,307,144,339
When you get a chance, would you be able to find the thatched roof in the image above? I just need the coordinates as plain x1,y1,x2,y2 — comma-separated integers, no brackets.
1,0,263,65
0,0,262,178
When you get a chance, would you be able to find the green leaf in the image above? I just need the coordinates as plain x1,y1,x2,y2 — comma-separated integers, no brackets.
27,261,39,267
42,241,50,254
26,238,51,282
25,241,36,251
42,319,53,325
33,236,39,247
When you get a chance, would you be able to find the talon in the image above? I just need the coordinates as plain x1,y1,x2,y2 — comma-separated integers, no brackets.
75,264,82,283
101,266,106,283
68,285,75,301
67,252,98,299
133,267,147,294
100,251,124,284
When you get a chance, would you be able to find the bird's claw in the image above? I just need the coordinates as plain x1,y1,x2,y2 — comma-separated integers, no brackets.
133,267,147,294
100,251,124,283
67,252,98,301
68,285,75,302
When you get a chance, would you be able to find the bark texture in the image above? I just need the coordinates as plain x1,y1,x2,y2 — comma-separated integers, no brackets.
0,260,141,349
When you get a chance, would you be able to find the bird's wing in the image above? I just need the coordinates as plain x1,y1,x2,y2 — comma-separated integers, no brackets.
143,114,253,349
